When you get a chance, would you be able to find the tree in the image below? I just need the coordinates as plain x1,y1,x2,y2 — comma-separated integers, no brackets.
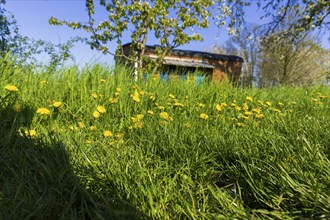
0,1,78,69
258,36,328,86
50,0,218,79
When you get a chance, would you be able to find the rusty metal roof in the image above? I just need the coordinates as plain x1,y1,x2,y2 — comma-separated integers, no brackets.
121,42,244,63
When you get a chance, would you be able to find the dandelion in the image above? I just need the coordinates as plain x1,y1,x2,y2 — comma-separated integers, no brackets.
40,80,47,86
236,123,245,127
116,133,124,139
109,97,119,103
277,102,284,106
13,103,22,112
217,103,225,108
25,129,37,138
78,122,85,128
131,114,144,123
131,91,140,103
97,105,106,113
173,102,184,107
215,104,222,111
53,101,62,108
103,130,113,137
90,125,97,131
255,114,265,119
93,111,100,118
157,105,165,110
147,110,154,115
149,95,156,101
241,115,250,120
37,107,50,115
86,139,93,144
116,88,122,93
271,108,281,113
199,113,209,120
244,111,253,115
258,100,264,105
91,92,98,99
4,85,18,92
198,103,205,108
159,112,173,121
265,101,272,106
139,90,146,95
246,96,253,102
169,94,176,99
243,103,249,111
252,108,262,114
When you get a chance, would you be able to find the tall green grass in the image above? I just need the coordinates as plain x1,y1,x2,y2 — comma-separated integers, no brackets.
1,54,329,219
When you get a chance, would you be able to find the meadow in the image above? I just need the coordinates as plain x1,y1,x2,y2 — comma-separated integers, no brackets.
1,54,329,219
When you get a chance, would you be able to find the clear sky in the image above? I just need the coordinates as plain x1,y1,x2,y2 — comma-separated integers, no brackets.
4,0,330,67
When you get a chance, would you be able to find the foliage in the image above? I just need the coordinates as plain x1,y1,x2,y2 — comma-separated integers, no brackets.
49,0,216,77
0,2,79,69
1,56,330,219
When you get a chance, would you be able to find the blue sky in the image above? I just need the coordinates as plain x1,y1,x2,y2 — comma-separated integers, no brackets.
4,0,330,66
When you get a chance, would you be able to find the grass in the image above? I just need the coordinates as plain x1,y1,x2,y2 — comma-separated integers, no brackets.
1,55,330,219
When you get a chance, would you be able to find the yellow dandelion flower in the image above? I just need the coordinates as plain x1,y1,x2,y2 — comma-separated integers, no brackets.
199,113,209,120
103,130,113,137
36,107,50,115
97,105,106,113
147,110,154,115
149,95,156,101
272,108,281,113
78,122,85,128
86,140,93,144
93,111,100,118
198,103,205,108
252,108,262,114
241,115,250,120
230,118,238,122
235,106,242,111
159,112,172,121
231,103,237,107
90,125,97,131
4,85,19,92
169,94,176,99
221,102,227,107
265,101,272,106
236,123,245,127
132,91,140,103
277,102,284,106
139,90,146,95
244,111,253,115
215,104,222,111
25,129,37,137
116,133,124,139
258,100,264,105
53,101,62,108
157,106,165,110
109,97,119,103
91,92,98,99
246,96,253,102
255,114,265,119
13,103,22,112
173,102,184,107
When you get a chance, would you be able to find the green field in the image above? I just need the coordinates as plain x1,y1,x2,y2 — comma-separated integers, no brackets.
1,55,330,219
